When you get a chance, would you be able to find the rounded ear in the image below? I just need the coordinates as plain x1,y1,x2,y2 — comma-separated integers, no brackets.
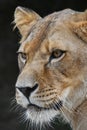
14,6,41,36
71,10,87,43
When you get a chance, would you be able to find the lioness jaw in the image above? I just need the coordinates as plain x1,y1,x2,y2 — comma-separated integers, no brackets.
14,6,87,130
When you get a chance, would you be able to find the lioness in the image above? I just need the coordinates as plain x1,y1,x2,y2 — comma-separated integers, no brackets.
14,6,87,130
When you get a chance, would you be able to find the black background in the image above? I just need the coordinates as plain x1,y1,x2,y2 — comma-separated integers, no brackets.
0,0,87,130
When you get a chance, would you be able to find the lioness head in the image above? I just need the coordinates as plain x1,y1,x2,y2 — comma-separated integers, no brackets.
14,7,87,125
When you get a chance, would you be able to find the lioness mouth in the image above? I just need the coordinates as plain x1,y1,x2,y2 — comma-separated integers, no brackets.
27,100,63,111
27,104,46,111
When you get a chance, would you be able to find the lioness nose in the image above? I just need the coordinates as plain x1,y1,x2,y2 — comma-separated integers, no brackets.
16,83,38,99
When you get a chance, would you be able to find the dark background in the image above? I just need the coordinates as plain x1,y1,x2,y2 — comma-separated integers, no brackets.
0,0,87,130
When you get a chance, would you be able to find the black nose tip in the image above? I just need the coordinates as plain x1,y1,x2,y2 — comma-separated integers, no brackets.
16,83,38,99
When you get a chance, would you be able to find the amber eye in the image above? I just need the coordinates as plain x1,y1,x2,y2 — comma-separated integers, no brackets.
20,53,26,60
50,49,65,61
18,52,27,63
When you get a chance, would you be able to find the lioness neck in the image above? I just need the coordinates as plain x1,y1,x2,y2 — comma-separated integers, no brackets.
71,100,87,130
62,100,87,130
72,100,87,130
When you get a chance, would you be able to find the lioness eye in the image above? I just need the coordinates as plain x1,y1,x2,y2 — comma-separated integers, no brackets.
50,49,65,62
18,52,27,63
21,53,26,60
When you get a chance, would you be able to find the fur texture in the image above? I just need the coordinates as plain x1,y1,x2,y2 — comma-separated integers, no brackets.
14,7,87,130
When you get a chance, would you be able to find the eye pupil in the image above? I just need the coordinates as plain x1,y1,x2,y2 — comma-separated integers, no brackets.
21,53,26,59
52,50,63,58
53,51,60,58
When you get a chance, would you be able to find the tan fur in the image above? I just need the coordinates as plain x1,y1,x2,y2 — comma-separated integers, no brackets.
14,7,87,130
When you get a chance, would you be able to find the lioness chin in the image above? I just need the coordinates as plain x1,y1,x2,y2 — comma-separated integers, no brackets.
14,6,87,130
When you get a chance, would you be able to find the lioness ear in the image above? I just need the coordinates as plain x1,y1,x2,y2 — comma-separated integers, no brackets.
72,11,87,43
14,6,41,36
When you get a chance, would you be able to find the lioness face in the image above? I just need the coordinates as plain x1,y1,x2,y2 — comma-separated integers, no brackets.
14,7,87,124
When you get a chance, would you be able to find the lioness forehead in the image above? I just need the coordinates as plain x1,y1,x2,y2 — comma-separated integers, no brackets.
18,9,76,54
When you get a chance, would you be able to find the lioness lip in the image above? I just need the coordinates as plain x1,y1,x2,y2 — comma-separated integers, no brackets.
27,104,48,110
27,100,63,111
